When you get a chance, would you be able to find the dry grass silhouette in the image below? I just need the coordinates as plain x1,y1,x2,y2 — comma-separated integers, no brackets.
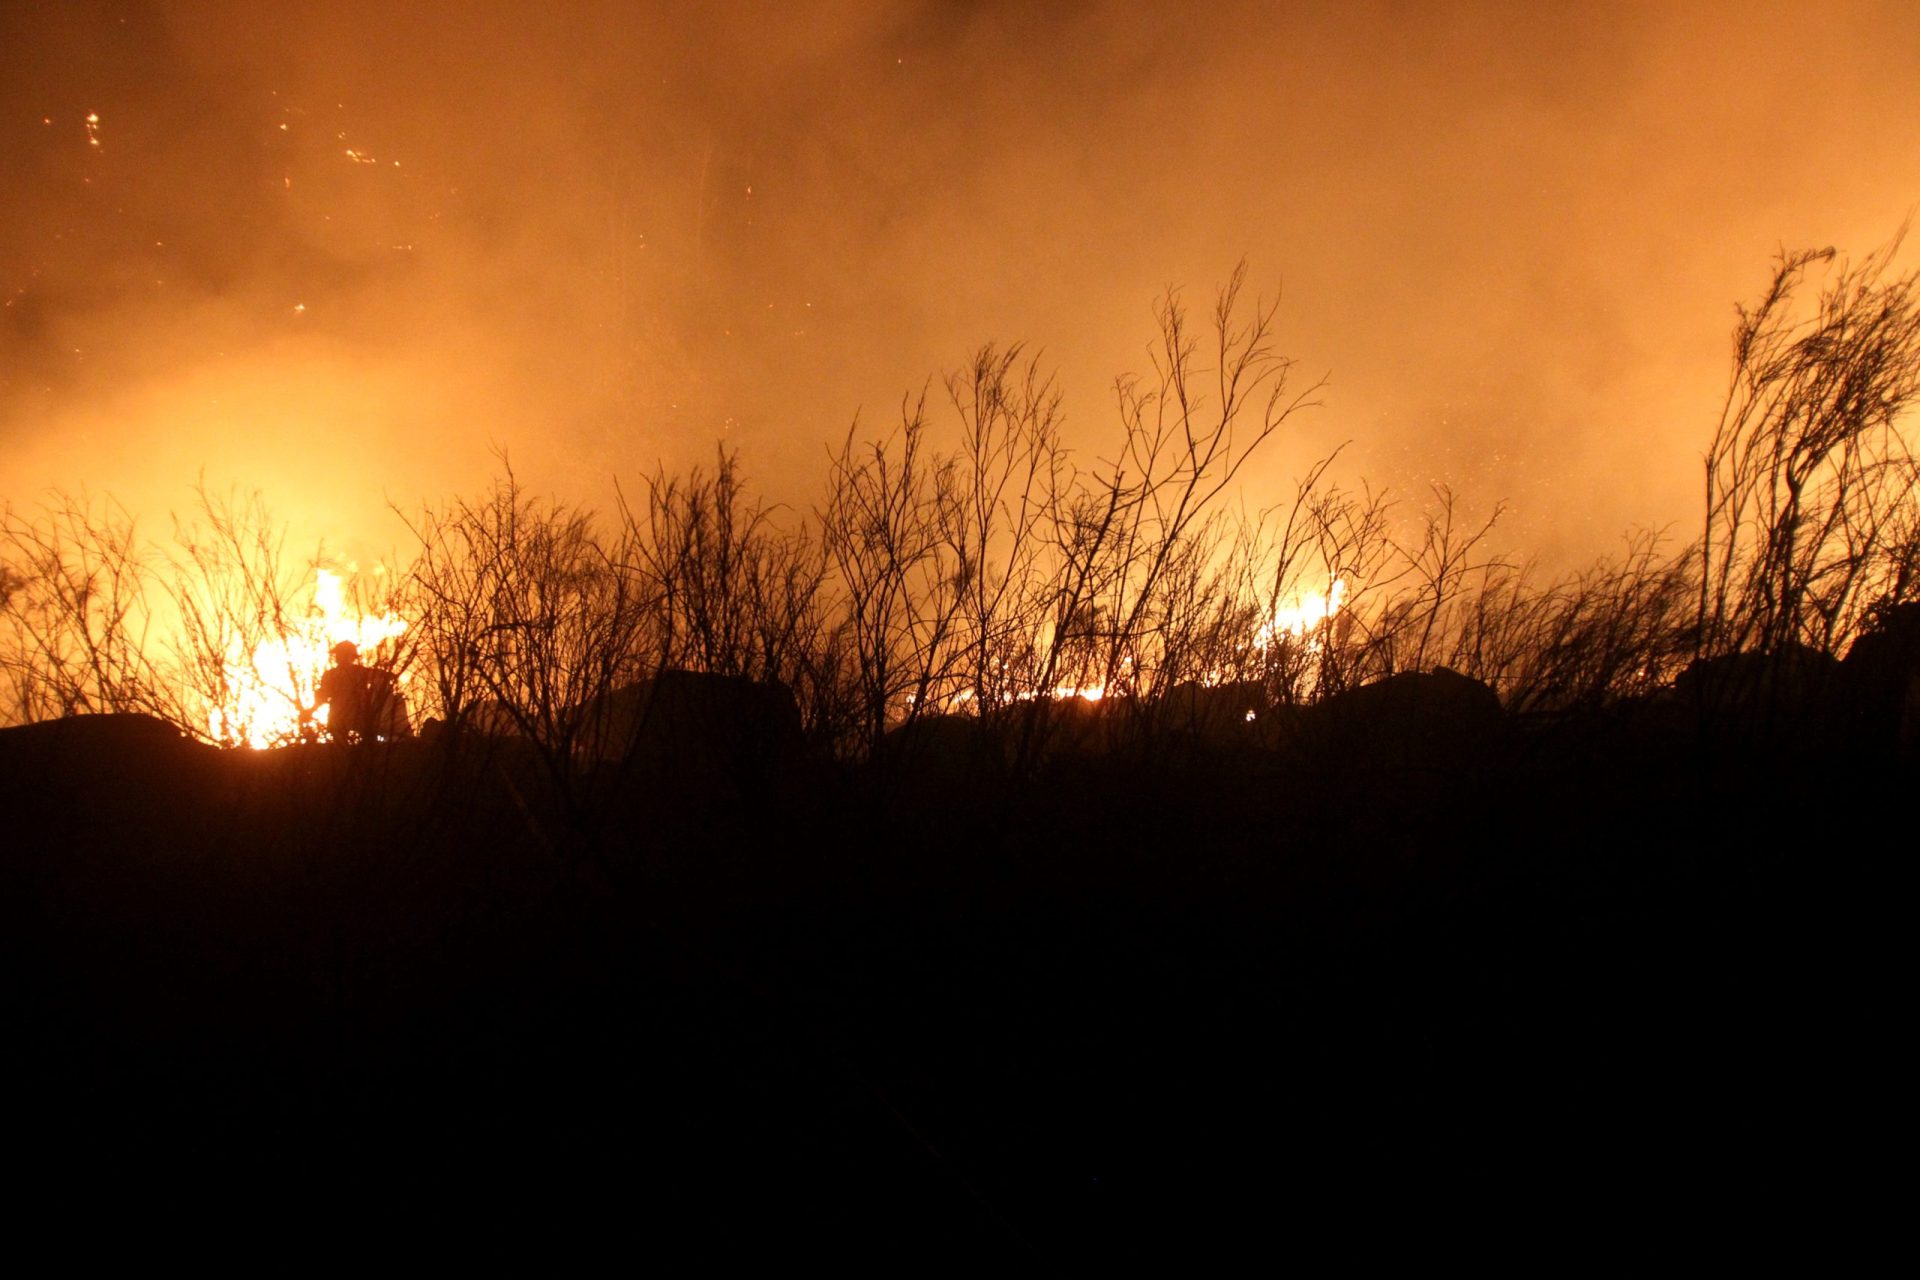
6,243,1917,772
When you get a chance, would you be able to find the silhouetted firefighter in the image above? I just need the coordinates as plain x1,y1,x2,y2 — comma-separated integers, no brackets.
314,640,408,743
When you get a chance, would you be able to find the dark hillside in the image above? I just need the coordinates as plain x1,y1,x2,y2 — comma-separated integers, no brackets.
1,708,1901,1251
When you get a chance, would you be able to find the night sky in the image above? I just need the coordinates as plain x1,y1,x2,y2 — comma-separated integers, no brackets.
5,1,1918,565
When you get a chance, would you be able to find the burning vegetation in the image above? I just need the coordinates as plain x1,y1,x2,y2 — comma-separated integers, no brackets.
3,248,1919,768
204,568,409,749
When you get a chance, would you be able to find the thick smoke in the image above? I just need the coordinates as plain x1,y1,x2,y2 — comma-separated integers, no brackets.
4,0,1918,563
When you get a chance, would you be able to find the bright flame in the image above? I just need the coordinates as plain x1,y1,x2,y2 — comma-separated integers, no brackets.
1255,578,1346,652
903,580,1345,720
206,568,409,749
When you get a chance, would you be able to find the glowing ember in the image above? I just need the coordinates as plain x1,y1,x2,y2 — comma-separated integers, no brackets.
911,581,1344,719
206,568,410,749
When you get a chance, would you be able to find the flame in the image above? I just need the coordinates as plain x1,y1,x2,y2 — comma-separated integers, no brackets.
206,568,409,749
1254,578,1345,652
922,681,1105,714
909,581,1344,718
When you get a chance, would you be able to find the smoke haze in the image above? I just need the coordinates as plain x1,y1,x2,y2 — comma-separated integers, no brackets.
5,0,1918,563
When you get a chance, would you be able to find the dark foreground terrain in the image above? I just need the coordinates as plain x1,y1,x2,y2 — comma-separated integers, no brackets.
1,704,1903,1255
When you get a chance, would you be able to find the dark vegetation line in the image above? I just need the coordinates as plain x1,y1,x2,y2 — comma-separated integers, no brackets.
5,246,1919,771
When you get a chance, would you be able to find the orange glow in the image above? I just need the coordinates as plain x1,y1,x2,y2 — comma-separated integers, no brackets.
1254,578,1346,653
206,568,410,749
912,581,1345,718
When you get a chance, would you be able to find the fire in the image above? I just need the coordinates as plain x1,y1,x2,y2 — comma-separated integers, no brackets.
910,581,1346,717
1254,578,1346,652
206,568,409,749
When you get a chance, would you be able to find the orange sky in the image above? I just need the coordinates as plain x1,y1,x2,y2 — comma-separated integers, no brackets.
5,0,1918,567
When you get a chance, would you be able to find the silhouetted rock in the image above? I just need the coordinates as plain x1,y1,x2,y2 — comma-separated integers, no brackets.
455,699,527,737
883,710,999,768
1290,666,1505,780
0,713,228,869
1676,642,1841,734
1157,679,1268,744
1841,602,1920,748
1315,665,1500,729
1024,692,1115,758
577,669,804,795
879,711,1005,807
0,711,206,779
